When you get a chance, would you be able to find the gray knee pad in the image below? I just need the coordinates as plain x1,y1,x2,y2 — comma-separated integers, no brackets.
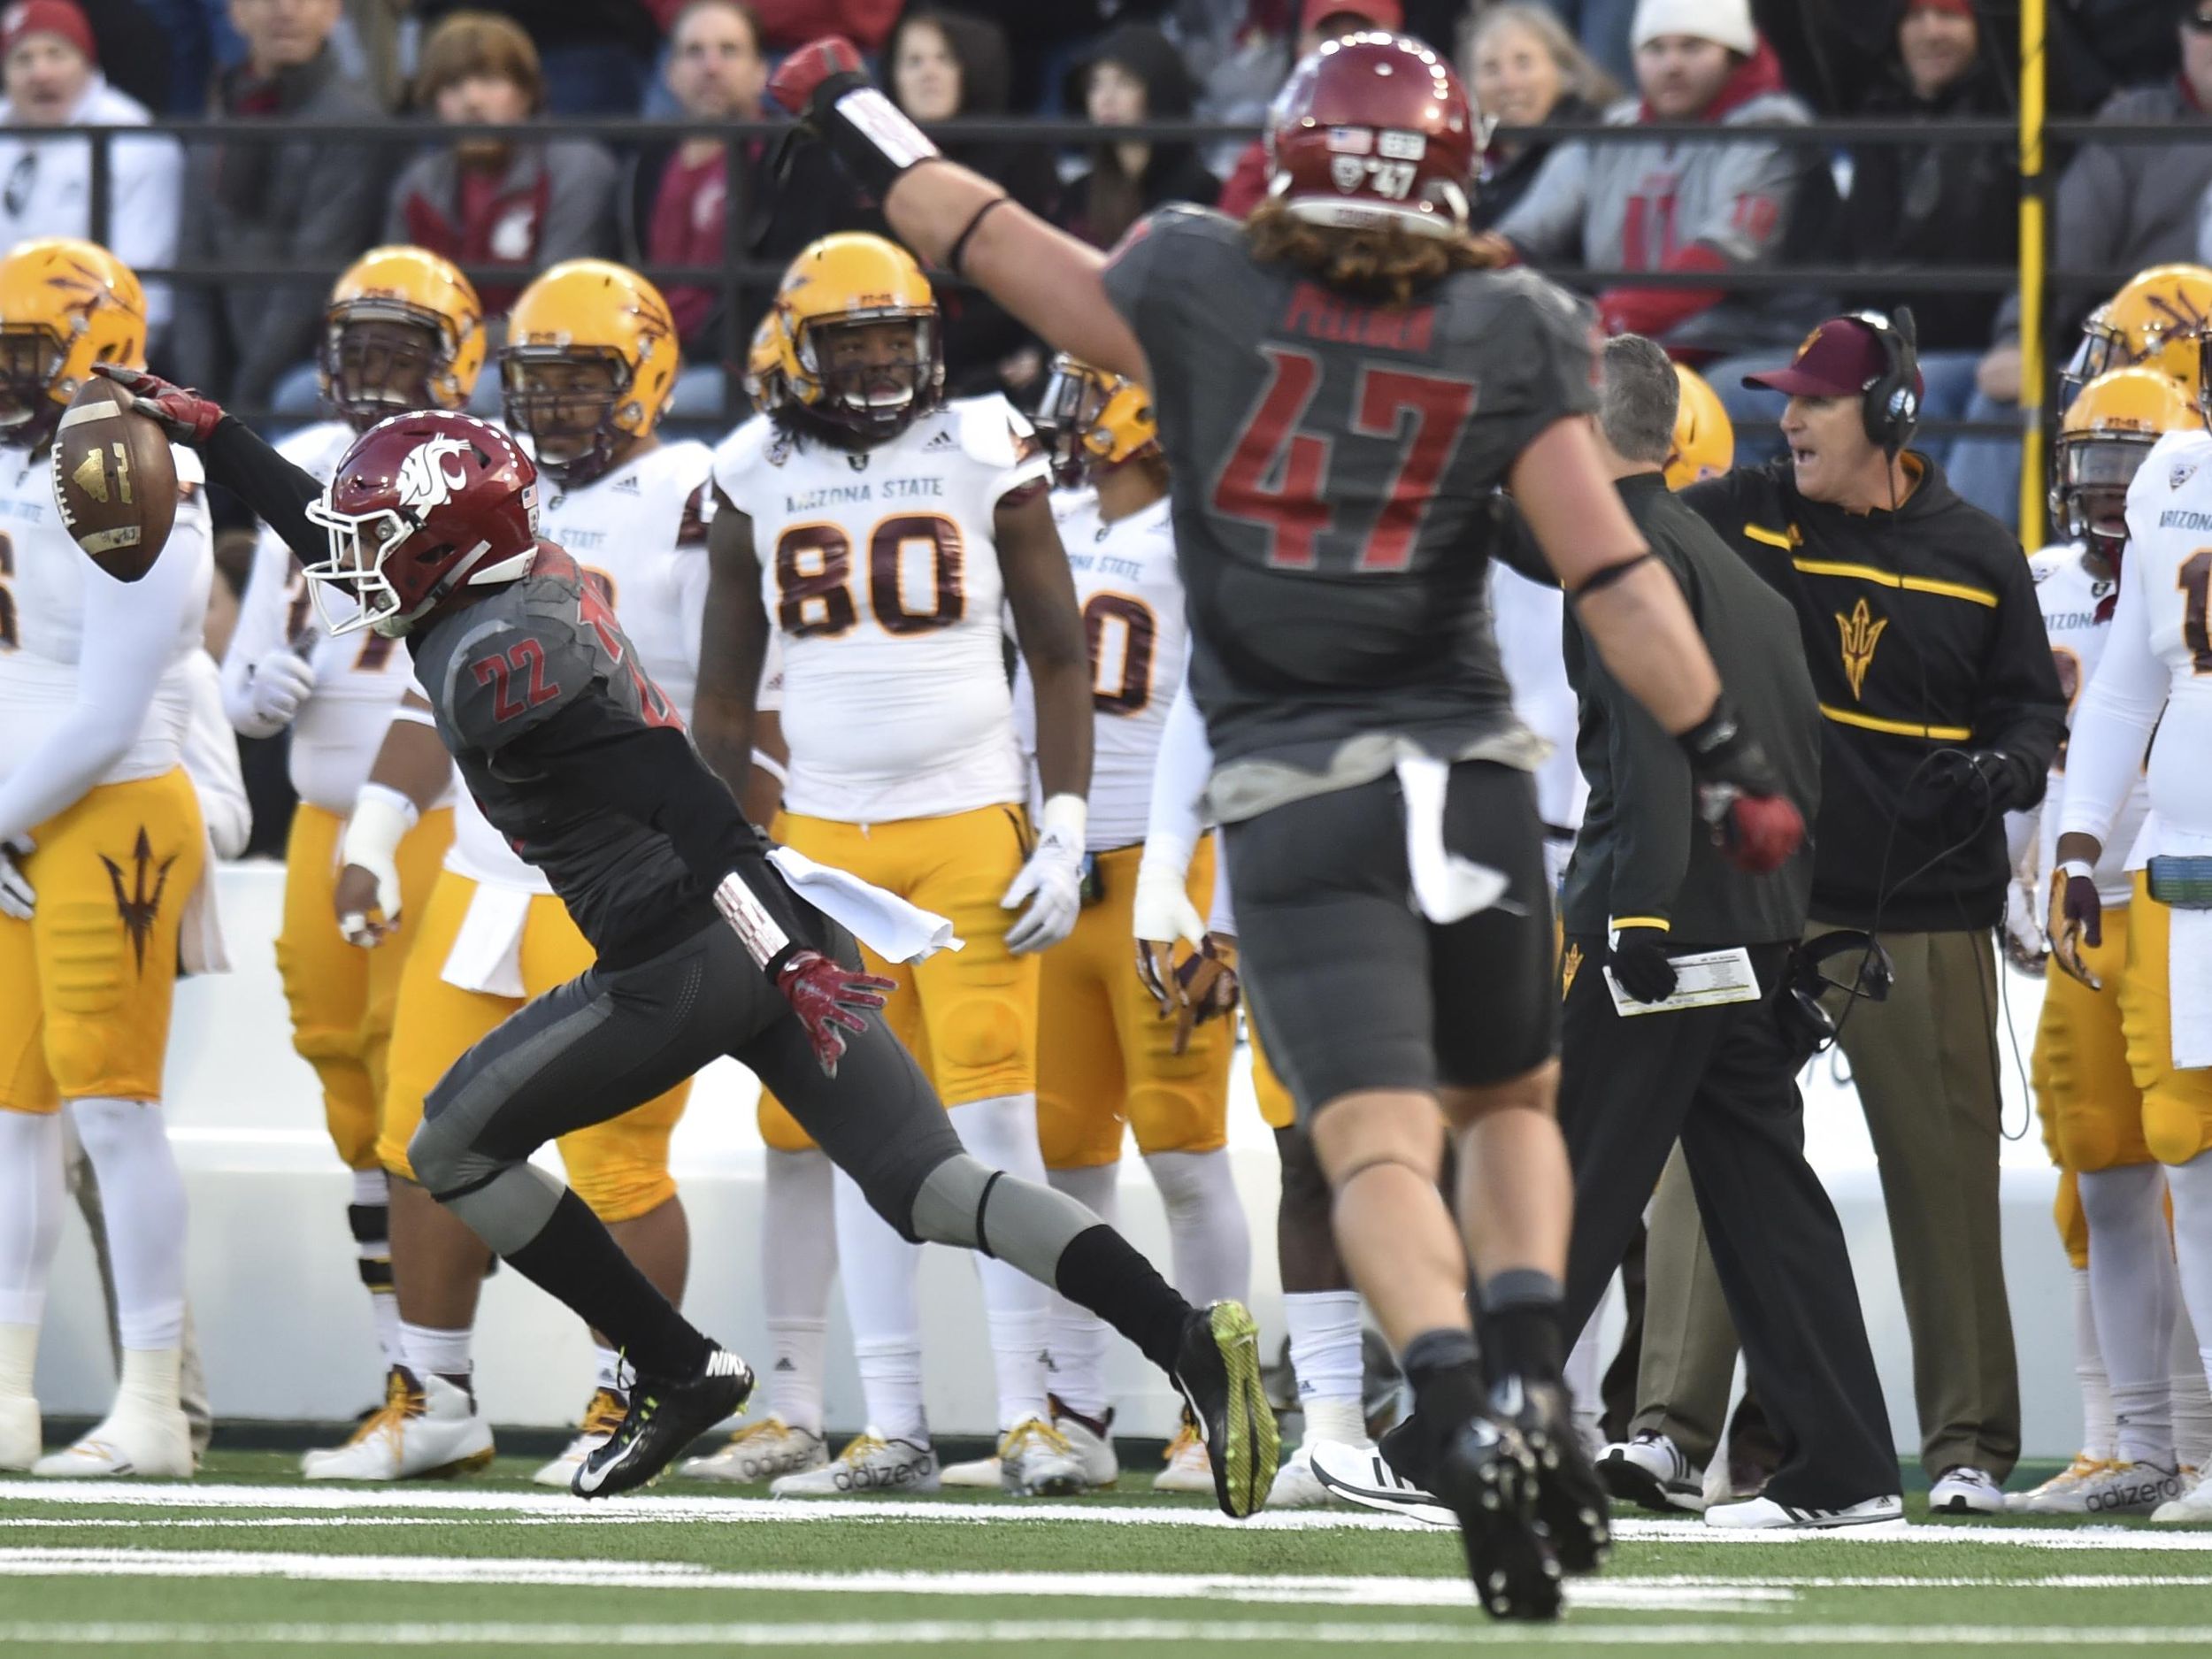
909,1153,1099,1284
407,1115,565,1256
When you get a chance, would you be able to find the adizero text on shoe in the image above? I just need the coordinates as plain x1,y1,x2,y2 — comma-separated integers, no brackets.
2008,1452,2108,1514
1170,1299,1279,1519
1598,1429,1709,1515
1308,1438,1453,1526
1498,1376,1610,1575
574,1345,755,1500
678,1416,827,1484
2060,1460,2185,1517
1433,1417,1561,1622
770,1429,938,1496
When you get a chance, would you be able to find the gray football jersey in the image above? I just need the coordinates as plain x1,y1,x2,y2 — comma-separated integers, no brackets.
410,545,700,956
1101,207,1599,816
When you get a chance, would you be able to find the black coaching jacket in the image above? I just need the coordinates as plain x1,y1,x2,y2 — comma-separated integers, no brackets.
1680,455,2066,933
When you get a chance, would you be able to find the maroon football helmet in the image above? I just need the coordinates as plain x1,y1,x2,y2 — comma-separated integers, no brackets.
303,411,541,638
1264,32,1480,239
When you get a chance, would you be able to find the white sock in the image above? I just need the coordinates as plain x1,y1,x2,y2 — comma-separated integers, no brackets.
593,1344,626,1394
372,1291,403,1370
763,1148,837,1434
2166,1150,2212,1414
1143,1148,1251,1307
1044,1162,1120,1420
68,1098,186,1350
1286,1289,1367,1444
115,1346,180,1418
2172,1292,2212,1469
2078,1162,2174,1463
832,1164,925,1441
0,1322,36,1403
2070,1265,2116,1461
0,1111,65,1331
400,1321,473,1381
952,1094,1052,1431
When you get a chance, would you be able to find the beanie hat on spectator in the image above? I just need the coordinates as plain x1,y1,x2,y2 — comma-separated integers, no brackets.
1298,0,1403,35
1630,0,1756,56
1,0,96,63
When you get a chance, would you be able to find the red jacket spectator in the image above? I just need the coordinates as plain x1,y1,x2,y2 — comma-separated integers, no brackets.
744,0,900,52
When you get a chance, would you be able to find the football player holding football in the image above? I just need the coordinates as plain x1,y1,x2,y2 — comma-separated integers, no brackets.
219,247,480,1417
694,234,1097,1498
98,359,1278,1516
769,27,1801,1610
0,239,215,1477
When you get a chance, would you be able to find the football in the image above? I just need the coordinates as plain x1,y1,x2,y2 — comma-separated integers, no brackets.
49,372,178,581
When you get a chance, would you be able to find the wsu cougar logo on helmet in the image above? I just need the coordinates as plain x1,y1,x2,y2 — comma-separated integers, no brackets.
395,434,474,512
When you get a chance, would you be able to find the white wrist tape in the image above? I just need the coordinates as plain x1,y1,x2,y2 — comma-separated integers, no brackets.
750,749,788,787
390,703,440,730
1039,792,1087,848
834,86,941,171
714,869,793,970
341,784,419,871
2058,858,2095,882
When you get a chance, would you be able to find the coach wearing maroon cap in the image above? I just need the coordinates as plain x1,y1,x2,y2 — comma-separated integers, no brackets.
1661,311,2066,1516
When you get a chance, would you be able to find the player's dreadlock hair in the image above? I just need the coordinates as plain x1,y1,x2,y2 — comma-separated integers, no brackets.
1242,199,1507,307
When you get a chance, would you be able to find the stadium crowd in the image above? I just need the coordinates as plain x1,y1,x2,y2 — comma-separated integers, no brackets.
6,0,2212,1554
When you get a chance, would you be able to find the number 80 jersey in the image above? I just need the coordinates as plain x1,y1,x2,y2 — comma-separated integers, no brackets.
712,396,1051,824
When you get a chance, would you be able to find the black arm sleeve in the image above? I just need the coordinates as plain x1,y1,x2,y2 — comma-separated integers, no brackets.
202,415,326,566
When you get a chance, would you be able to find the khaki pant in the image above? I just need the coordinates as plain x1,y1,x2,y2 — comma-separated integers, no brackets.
1636,926,2019,1480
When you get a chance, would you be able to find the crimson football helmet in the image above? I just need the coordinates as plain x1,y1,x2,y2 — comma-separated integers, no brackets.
303,411,541,638
1264,32,1479,239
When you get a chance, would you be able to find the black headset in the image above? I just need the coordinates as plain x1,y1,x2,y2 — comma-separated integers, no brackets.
1851,305,1921,457
1781,928,1895,1055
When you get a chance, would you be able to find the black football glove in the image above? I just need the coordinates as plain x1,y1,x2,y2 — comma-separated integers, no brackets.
1678,698,1805,875
1929,748,2036,816
1608,926,1677,1004
92,363,227,446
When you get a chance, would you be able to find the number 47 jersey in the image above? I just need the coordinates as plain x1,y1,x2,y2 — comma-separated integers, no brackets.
1100,205,1594,811
712,396,1050,824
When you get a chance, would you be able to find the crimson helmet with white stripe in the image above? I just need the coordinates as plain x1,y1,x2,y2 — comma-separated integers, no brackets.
1263,31,1479,240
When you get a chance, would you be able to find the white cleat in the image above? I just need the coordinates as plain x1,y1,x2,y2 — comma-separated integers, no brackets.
303,1366,493,1482
999,1416,1091,1496
1928,1464,2008,1516
2016,1457,2179,1517
531,1387,630,1489
771,1428,938,1496
1050,1406,1118,1490
32,1402,193,1479
2153,1471,2212,1524
0,1395,38,1472
1263,1442,1348,1509
1706,1493,1904,1530
1306,1438,1453,1526
2007,1452,2109,1514
1598,1431,1709,1515
938,1448,1001,1488
678,1415,828,1484
1150,1418,1215,1495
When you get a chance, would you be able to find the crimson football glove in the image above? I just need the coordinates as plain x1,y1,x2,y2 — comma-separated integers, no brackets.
776,948,895,1078
2049,867,2104,990
1678,699,1805,874
92,363,227,446
1136,933,1242,1056
1607,926,1677,1004
767,35,942,200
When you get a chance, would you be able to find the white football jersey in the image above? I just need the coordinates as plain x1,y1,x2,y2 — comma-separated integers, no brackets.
0,439,212,788
227,420,439,814
1014,488,1184,850
446,439,718,893
2029,542,2150,904
712,396,1050,823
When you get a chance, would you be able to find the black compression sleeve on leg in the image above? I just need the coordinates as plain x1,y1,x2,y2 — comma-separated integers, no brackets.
503,1188,710,1380
1052,1224,1191,1376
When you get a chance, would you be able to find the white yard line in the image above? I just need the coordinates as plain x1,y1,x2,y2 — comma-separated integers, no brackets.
2,1482,2208,1550
0,1549,1780,1611
7,1620,2212,1648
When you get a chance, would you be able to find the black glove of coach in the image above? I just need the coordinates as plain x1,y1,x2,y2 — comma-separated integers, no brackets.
1608,926,1678,1004
1929,748,2038,816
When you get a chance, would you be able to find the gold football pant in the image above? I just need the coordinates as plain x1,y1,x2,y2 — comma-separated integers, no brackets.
0,769,204,1113
379,870,687,1223
2121,871,2212,1166
276,803,454,1171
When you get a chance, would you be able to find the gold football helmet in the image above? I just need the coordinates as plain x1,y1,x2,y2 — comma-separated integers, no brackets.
2051,365,2197,559
0,237,145,447
501,259,681,485
744,309,787,413
2074,264,2212,404
1664,364,1733,491
1034,353,1158,488
771,233,941,438
318,246,485,425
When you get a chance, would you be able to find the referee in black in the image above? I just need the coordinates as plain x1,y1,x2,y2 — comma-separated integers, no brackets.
1555,336,1898,1527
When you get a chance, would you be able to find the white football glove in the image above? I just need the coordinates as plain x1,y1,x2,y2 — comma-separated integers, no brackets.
1132,850,1205,950
334,784,419,947
0,835,34,921
241,648,317,737
1001,794,1087,955
2002,875,2047,978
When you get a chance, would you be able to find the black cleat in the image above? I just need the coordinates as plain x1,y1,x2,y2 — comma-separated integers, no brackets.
1432,1416,1562,1622
573,1344,754,1499
1170,1300,1279,1517
1494,1375,1611,1575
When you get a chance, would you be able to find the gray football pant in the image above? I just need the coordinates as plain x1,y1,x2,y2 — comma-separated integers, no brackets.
63,1122,212,1456
407,920,1099,1283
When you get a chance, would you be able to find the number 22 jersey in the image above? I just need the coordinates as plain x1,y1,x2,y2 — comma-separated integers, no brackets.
711,396,1050,825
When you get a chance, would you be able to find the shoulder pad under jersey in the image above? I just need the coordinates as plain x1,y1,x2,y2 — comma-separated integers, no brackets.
952,393,1044,472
